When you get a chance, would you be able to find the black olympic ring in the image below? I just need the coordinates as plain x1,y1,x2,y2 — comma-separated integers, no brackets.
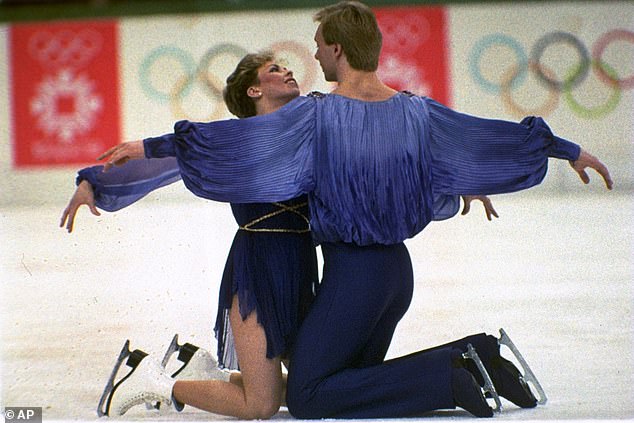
197,43,249,98
530,31,591,91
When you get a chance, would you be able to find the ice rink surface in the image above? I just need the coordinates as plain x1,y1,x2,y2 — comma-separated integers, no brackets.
1,190,632,422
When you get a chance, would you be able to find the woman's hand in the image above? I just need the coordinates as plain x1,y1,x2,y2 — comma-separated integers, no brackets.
98,140,144,171
60,180,100,233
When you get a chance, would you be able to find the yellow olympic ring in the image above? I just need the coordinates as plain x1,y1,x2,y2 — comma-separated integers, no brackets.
500,62,559,118
170,70,227,121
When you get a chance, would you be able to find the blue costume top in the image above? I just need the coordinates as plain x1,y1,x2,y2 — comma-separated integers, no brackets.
143,92,580,246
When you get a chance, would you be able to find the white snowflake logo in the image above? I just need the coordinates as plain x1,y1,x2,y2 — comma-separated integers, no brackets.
378,55,431,96
30,68,102,143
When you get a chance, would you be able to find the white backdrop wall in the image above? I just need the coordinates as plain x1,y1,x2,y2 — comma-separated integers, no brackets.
0,1,632,209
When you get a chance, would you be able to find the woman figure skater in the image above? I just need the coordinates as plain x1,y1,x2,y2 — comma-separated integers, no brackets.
61,52,319,419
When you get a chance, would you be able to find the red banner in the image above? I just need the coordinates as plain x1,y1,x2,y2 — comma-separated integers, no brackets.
10,20,120,167
374,6,450,106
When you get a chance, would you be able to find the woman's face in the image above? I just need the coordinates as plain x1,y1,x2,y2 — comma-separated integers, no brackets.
252,61,300,103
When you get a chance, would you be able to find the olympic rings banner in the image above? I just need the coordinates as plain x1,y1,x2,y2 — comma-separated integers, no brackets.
3,1,633,189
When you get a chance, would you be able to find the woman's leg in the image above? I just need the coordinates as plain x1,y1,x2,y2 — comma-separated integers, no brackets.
173,295,284,419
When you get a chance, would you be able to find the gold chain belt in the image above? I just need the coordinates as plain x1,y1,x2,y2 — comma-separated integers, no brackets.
239,202,311,234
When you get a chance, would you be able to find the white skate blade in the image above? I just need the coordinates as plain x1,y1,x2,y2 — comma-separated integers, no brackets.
498,328,547,405
463,344,503,413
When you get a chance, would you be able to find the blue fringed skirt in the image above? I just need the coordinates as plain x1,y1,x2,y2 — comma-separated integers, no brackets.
214,196,318,369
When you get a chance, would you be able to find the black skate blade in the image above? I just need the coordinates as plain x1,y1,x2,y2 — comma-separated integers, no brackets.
97,340,131,417
498,328,547,405
463,344,502,413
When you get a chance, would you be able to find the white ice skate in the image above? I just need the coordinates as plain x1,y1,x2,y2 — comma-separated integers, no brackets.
161,334,231,381
497,328,547,405
96,340,182,417
151,334,232,411
463,344,503,413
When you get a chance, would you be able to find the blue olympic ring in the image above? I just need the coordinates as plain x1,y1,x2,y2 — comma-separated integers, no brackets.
139,46,197,102
469,34,528,94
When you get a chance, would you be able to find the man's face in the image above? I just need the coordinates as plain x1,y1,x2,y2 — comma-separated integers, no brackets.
314,24,337,82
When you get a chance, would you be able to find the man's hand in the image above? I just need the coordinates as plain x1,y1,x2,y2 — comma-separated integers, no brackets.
98,140,144,171
461,195,499,221
570,149,613,190
60,180,100,233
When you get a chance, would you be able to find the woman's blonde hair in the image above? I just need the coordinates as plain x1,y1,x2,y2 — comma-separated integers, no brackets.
223,51,275,118
314,1,382,72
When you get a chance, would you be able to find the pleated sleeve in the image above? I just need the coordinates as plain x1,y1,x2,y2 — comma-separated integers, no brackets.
424,97,580,195
76,157,181,212
144,96,317,204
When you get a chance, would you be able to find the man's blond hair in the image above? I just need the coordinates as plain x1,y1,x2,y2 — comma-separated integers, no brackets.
314,1,382,71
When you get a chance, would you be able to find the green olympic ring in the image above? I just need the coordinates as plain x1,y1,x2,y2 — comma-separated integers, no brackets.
269,40,318,92
563,60,621,119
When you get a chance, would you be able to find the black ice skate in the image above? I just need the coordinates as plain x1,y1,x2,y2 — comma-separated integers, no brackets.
463,343,503,413
97,340,180,417
497,328,547,405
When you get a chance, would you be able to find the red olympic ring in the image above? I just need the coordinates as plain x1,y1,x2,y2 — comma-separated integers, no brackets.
592,29,634,89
